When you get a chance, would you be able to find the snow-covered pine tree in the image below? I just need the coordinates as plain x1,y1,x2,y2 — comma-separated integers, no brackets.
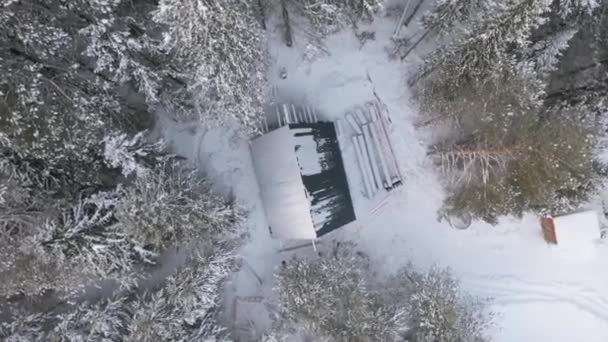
124,249,236,341
416,0,553,97
528,28,578,78
272,241,402,342
0,0,180,186
0,156,243,299
2,249,237,341
0,150,87,297
153,0,269,129
388,266,492,342
103,131,170,178
556,0,599,19
422,0,484,36
0,0,110,185
115,161,242,252
415,0,595,221
432,77,592,222
544,1,607,115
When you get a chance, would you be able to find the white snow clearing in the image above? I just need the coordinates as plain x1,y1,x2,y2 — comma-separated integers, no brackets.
160,8,608,342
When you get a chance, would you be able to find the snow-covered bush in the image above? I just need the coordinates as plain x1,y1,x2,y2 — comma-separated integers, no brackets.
290,0,383,35
271,243,491,342
124,249,235,340
153,0,268,128
272,242,402,342
392,266,492,342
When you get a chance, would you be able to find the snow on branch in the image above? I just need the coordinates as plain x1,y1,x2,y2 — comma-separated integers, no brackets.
115,161,243,252
103,131,169,178
153,0,268,129
390,266,492,342
291,0,384,35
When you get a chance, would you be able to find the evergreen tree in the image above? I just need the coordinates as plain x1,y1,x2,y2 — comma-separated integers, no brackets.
153,0,269,128
416,0,596,222
1,249,236,341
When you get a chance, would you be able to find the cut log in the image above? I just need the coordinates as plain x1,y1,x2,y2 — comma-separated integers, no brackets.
368,123,391,188
354,106,369,125
282,104,291,124
300,107,308,123
372,119,401,185
346,112,363,135
370,102,403,186
404,0,424,27
335,119,343,137
393,0,413,38
276,107,283,127
353,135,374,198
357,134,379,192
305,107,312,122
362,124,382,190
290,104,298,123
366,101,380,121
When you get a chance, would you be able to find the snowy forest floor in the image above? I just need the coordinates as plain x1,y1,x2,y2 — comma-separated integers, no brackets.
159,8,608,342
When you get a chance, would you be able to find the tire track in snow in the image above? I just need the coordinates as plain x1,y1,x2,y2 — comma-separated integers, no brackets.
462,275,608,323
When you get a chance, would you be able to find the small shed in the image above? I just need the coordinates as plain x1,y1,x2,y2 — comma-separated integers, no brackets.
541,211,601,247
250,121,356,240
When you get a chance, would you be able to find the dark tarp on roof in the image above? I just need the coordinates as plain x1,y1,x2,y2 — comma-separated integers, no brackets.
290,122,356,236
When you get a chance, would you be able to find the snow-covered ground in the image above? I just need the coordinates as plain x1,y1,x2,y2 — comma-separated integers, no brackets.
160,8,608,341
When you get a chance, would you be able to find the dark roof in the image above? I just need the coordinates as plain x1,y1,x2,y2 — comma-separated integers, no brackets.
289,122,356,236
